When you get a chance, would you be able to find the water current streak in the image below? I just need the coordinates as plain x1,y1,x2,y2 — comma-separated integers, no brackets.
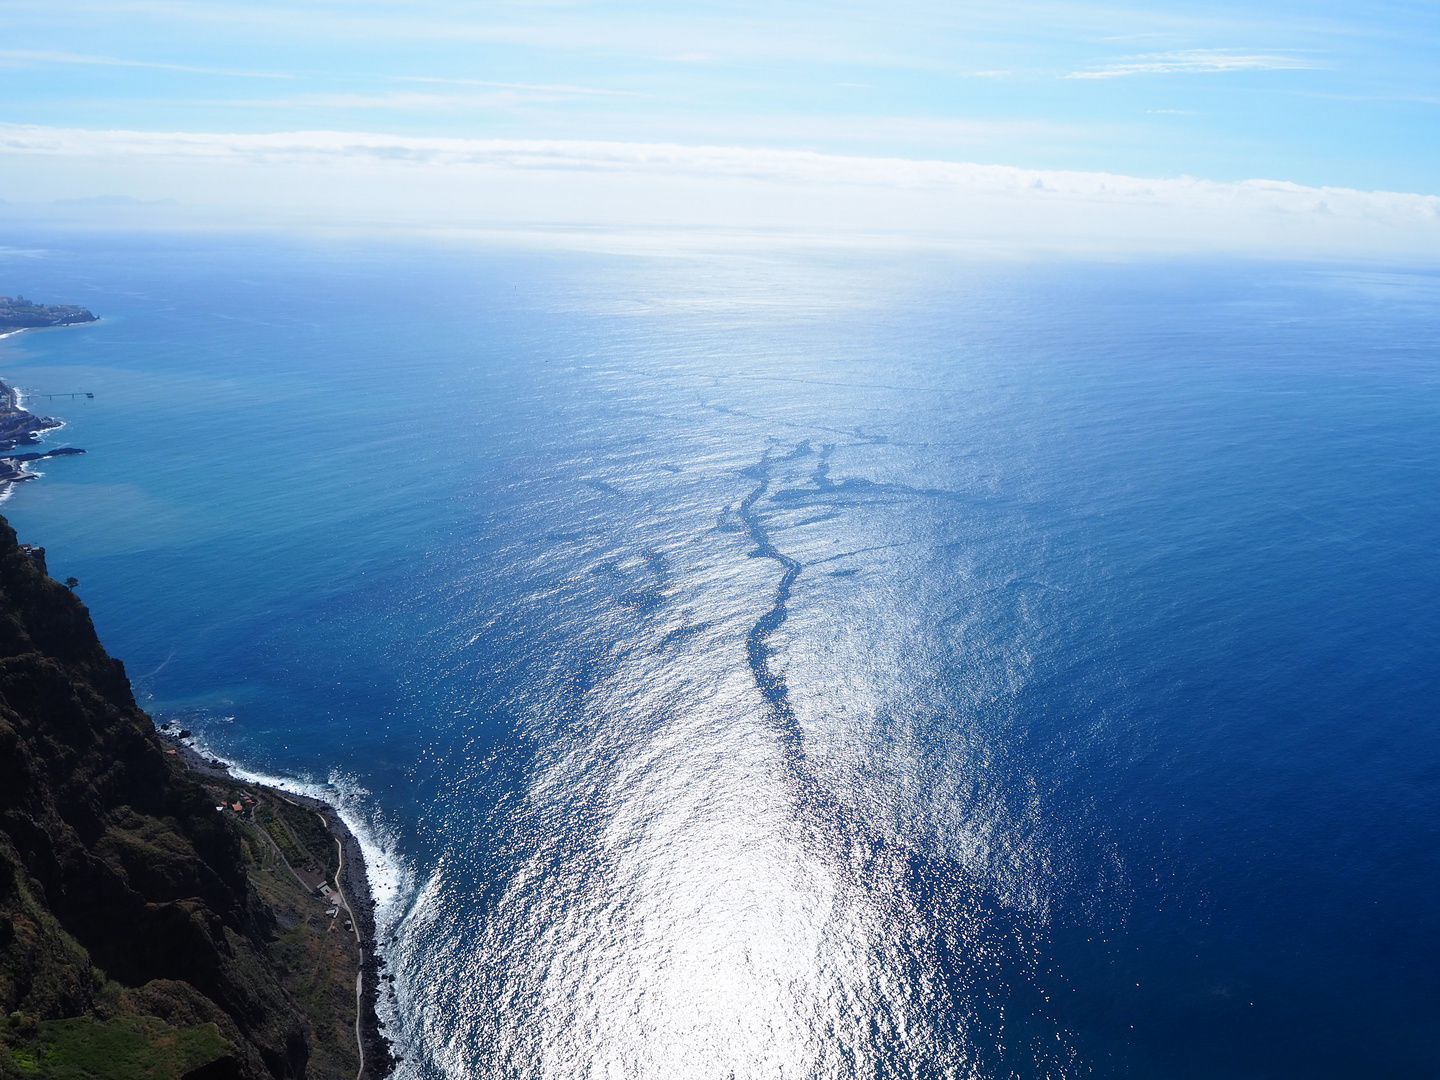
739,447,805,727
732,441,970,856
735,442,851,796
728,442,1059,1075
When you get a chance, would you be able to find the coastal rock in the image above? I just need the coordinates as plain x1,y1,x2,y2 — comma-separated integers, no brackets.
0,449,86,463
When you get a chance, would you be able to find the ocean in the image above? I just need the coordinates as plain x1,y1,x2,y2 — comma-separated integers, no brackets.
3,232,1438,1078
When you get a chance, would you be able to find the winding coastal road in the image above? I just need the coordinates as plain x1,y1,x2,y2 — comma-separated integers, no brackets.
327,822,367,1080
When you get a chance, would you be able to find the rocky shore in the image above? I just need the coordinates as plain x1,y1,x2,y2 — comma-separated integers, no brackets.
159,736,395,1079
0,375,84,490
0,381,62,446
0,307,92,489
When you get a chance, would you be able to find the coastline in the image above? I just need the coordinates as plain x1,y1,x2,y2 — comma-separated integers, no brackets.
0,370,80,489
0,318,96,492
161,732,397,1079
0,308,401,1077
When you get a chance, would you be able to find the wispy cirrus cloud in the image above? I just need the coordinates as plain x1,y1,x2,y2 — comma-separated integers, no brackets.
398,77,645,98
0,48,291,78
1068,49,1316,79
203,91,577,110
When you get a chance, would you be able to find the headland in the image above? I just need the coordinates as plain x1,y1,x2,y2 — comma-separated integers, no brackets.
0,297,97,331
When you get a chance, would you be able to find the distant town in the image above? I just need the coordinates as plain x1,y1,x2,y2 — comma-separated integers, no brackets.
0,295,98,328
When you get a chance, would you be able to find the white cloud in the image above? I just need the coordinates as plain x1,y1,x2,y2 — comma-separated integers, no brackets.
202,90,597,110
0,48,291,78
0,123,1434,259
1068,49,1315,79
398,77,646,98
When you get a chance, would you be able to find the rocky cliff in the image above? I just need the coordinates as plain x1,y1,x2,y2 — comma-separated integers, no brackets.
0,516,332,1080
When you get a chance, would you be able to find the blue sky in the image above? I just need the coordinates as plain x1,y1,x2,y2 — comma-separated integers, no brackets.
1,1,1438,252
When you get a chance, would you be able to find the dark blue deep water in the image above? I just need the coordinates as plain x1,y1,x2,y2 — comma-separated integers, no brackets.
3,234,1438,1078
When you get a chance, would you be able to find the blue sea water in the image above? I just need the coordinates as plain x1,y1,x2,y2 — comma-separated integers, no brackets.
2,233,1439,1078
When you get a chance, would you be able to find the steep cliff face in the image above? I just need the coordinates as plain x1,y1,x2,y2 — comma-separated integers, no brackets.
0,517,309,1079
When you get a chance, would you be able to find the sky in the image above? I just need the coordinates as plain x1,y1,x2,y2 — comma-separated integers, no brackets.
1,0,1439,255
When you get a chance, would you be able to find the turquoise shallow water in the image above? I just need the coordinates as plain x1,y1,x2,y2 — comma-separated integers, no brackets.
3,234,1440,1077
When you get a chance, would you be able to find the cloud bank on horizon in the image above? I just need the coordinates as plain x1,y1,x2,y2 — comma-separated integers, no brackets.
1,0,1438,257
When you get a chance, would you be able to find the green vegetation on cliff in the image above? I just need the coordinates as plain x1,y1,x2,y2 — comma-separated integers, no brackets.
4,1015,231,1080
0,518,369,1080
